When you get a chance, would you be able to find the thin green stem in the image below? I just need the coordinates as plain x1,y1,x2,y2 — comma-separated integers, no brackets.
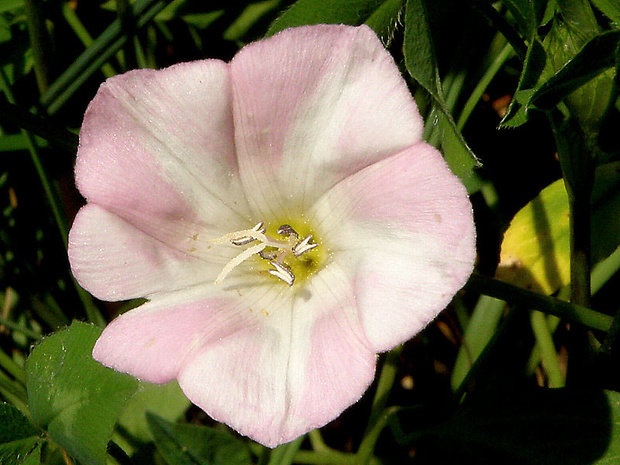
592,245,620,294
61,2,117,78
0,349,26,384
0,69,68,244
257,447,271,465
0,380,29,414
117,0,137,71
268,436,304,465
292,450,378,465
530,311,565,387
0,368,27,403
0,69,104,327
364,346,401,433
0,317,42,340
24,0,51,94
308,429,328,452
357,406,403,465
466,274,612,331
356,347,401,465
451,295,506,391
569,194,592,308
42,0,169,114
457,40,513,131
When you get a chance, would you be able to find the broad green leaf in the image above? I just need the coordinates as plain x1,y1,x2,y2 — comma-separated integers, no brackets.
147,413,251,465
266,0,395,36
432,388,617,464
497,162,620,294
0,403,41,465
116,381,190,446
531,30,619,112
363,0,403,45
500,38,547,128
435,110,479,180
26,321,139,465
403,0,479,179
502,0,547,37
403,0,439,97
19,443,40,465
592,0,620,26
556,0,601,36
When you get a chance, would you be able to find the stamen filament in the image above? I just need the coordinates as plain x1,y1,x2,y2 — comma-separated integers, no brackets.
214,242,267,284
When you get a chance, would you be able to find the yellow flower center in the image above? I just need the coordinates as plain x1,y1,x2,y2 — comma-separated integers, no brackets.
210,218,327,286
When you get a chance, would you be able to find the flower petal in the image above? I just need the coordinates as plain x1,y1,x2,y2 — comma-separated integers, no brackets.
69,204,221,300
310,144,476,352
230,24,423,218
76,60,251,246
92,284,257,383
178,265,376,447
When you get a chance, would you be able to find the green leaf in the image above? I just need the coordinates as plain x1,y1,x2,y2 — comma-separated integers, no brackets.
25,321,139,465
403,0,479,179
500,38,547,128
0,0,24,14
432,388,617,464
531,30,619,111
597,39,620,157
556,0,600,36
403,0,439,97
450,296,506,391
363,0,404,45
0,403,41,465
435,110,479,180
147,413,251,465
116,381,190,446
497,162,620,294
592,0,620,26
502,0,547,37
267,0,394,36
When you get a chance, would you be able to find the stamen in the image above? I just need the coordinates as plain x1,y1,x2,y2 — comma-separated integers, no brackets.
211,221,319,285
292,234,318,256
268,261,295,286
277,224,299,239
258,250,278,261
229,222,266,246
215,242,266,285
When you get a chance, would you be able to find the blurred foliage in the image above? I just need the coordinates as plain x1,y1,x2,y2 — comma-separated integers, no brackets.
0,0,620,464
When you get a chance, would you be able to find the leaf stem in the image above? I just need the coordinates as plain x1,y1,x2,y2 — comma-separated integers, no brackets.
466,274,612,331
457,40,513,131
61,2,117,78
357,347,401,464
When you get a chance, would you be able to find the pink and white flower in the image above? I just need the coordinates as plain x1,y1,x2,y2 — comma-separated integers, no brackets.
68,24,476,447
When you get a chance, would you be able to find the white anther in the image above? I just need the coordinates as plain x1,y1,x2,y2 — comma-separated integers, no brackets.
211,221,318,285
231,236,256,246
268,261,295,286
292,234,318,256
230,222,266,246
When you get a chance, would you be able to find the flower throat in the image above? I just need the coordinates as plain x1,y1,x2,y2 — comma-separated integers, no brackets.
211,221,322,286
